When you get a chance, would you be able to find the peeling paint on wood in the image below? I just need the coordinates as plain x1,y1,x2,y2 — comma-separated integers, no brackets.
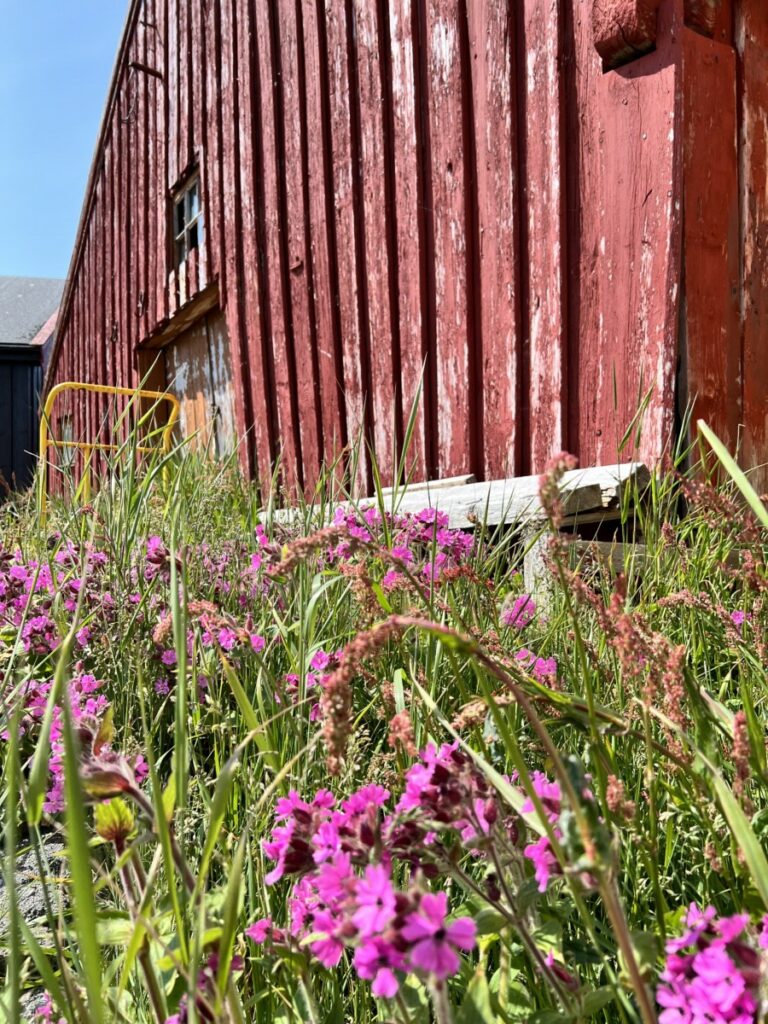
46,0,768,496
737,0,768,489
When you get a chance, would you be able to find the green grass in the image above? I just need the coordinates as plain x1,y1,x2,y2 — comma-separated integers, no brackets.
1,421,767,1024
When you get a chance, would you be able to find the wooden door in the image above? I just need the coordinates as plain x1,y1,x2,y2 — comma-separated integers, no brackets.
164,308,236,457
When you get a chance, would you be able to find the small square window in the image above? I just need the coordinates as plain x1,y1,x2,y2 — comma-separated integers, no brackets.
172,170,204,270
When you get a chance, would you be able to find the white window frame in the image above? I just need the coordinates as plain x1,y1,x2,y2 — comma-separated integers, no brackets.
172,171,203,270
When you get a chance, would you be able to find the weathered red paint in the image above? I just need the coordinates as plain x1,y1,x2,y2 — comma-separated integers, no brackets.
738,0,768,482
46,0,768,495
467,0,522,481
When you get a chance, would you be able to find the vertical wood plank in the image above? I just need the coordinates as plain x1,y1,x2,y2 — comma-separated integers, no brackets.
278,0,322,485
302,0,347,466
737,0,768,488
189,0,207,289
574,1,680,468
219,1,256,476
144,0,157,333
137,13,150,344
467,0,521,479
167,0,179,187
119,75,131,389
681,27,740,453
424,0,471,478
522,0,567,469
156,0,170,324
235,0,275,483
325,0,369,492
254,0,302,491
202,0,222,304
178,0,190,176
389,0,427,480
352,0,398,480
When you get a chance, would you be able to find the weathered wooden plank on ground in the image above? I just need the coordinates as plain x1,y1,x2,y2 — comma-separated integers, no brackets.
272,463,649,531
377,462,649,529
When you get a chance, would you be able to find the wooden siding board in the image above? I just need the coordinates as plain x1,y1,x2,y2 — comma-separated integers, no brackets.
137,14,150,344
574,0,680,468
352,0,398,481
157,0,170,324
737,0,768,487
219,1,256,476
279,0,323,484
107,136,117,386
425,0,471,479
389,0,427,480
522,0,567,469
189,0,207,289
236,0,275,484
117,89,129,390
86,213,96,444
467,0,521,480
167,0,179,187
46,0,768,496
178,0,190,176
303,0,347,467
326,0,369,492
252,0,300,490
681,27,741,451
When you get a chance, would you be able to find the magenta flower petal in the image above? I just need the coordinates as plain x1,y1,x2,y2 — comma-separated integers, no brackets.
372,967,399,998
446,917,477,951
409,938,460,979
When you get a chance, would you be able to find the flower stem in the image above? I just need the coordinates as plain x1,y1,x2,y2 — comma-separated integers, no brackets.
430,981,454,1024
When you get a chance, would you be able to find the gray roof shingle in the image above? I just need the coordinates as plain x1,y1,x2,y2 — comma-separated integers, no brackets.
0,276,64,348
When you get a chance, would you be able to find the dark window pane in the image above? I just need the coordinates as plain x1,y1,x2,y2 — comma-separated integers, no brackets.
175,198,186,235
188,181,200,219
189,222,198,251
176,236,187,267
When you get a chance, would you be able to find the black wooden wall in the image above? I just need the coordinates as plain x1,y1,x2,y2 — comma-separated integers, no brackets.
0,348,41,494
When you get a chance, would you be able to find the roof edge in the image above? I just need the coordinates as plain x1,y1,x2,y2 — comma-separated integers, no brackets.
43,0,142,395
29,308,60,348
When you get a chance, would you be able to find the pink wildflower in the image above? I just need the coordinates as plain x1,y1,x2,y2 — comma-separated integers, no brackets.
354,937,404,998
351,864,396,936
502,594,536,629
401,892,476,979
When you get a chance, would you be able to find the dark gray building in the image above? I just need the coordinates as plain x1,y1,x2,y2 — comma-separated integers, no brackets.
0,277,63,493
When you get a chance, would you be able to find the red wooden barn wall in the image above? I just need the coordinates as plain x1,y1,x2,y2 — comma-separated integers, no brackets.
46,0,768,494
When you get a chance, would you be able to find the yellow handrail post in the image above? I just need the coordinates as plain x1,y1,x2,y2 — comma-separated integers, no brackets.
38,405,50,527
38,382,180,528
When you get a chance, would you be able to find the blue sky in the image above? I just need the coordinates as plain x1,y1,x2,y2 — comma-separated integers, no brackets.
0,2,128,279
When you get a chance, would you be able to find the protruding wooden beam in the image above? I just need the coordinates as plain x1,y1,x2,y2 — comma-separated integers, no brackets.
684,0,719,37
592,0,663,70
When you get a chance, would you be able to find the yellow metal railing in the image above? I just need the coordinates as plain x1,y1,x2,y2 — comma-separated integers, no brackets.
39,381,180,524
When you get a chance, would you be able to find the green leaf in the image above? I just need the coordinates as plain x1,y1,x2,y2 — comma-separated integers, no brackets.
95,912,134,946
474,908,507,936
457,972,496,1024
4,709,21,1024
61,681,105,1024
191,754,240,906
704,756,768,908
581,987,616,1017
215,832,247,1003
18,915,68,1018
93,798,135,843
697,421,768,528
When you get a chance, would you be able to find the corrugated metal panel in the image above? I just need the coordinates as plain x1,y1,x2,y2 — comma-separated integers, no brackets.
45,0,768,494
